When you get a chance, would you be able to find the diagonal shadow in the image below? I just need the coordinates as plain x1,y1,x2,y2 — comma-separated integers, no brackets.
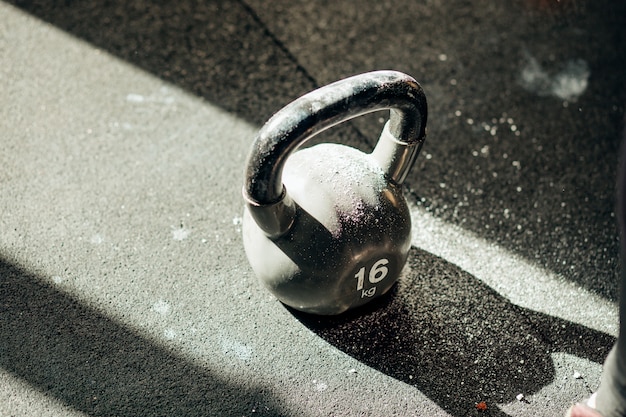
291,247,616,417
0,258,288,417
3,0,372,150
6,0,625,303
5,0,315,126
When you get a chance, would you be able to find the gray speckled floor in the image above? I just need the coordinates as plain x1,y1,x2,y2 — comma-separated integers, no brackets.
1,1,625,416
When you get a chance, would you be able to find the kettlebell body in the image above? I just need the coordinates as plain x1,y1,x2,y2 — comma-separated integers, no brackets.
242,71,427,315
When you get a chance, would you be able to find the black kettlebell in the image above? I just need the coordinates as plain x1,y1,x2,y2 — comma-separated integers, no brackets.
242,71,428,315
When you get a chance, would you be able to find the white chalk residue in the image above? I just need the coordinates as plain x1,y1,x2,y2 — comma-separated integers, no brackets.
126,89,176,105
284,143,388,236
221,338,253,361
90,234,104,244
520,55,590,101
551,60,590,101
152,299,171,316
312,380,328,392
232,216,242,233
171,226,191,241
126,93,145,103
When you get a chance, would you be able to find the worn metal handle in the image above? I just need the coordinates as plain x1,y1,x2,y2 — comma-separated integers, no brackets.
243,70,428,237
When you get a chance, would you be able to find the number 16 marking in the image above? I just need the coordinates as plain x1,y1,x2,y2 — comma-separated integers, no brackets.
354,258,389,290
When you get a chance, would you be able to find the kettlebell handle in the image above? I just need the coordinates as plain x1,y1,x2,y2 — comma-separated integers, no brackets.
243,70,428,238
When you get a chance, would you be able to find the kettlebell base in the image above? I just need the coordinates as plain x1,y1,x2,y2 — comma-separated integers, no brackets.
282,279,399,316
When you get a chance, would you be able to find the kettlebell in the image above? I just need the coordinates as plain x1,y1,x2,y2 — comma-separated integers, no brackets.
242,70,427,315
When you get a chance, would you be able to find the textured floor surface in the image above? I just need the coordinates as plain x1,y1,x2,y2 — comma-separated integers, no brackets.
1,1,625,416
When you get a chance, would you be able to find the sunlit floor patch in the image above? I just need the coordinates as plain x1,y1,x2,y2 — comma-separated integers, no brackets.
498,352,601,415
409,204,618,337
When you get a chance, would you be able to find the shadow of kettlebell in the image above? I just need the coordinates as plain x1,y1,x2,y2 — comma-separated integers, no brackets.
290,246,615,417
